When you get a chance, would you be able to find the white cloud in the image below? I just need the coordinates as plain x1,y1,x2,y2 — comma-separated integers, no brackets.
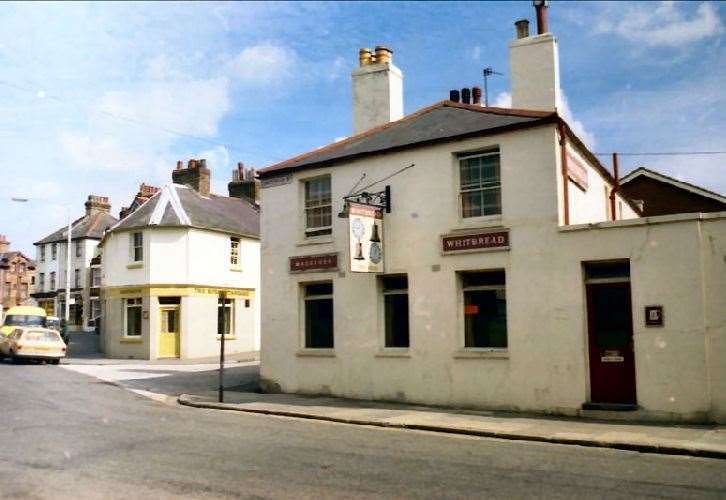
468,45,482,61
228,43,299,87
595,2,723,47
491,91,596,148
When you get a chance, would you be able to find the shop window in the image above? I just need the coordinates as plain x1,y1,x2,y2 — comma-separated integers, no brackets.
50,272,56,291
304,176,332,237
459,151,501,218
381,275,409,348
217,298,234,336
51,243,57,260
303,282,333,348
124,298,142,336
230,237,240,267
130,232,143,262
461,270,507,348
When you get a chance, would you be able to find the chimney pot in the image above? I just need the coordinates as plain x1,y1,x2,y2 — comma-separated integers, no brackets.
374,45,392,64
472,86,482,105
449,89,461,102
461,87,471,105
359,48,373,66
515,19,530,39
534,0,549,34
176,160,183,170
199,159,207,169
173,159,210,196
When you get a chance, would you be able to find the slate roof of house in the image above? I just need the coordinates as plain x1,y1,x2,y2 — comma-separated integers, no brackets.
0,252,36,269
258,100,557,178
620,167,726,205
35,212,119,245
109,184,260,239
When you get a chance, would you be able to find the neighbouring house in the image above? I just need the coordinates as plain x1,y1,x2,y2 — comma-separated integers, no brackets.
619,166,726,217
31,196,118,327
257,5,726,423
98,160,260,360
0,234,36,312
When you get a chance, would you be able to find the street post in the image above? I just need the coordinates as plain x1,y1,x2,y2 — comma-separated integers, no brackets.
218,291,227,402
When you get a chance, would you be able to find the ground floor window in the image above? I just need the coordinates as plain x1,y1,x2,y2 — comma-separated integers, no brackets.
124,297,142,336
381,275,409,348
461,270,507,348
304,282,333,348
217,298,235,336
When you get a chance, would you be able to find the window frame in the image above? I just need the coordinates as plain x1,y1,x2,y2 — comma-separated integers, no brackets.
123,297,143,337
39,245,45,262
75,241,82,258
380,275,410,350
74,269,80,288
51,243,57,260
50,271,56,291
457,150,502,220
303,175,333,238
130,232,143,263
230,237,240,268
460,270,508,351
301,281,334,349
39,273,45,291
91,267,101,287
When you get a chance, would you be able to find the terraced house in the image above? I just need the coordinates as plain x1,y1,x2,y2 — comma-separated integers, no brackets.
258,8,726,423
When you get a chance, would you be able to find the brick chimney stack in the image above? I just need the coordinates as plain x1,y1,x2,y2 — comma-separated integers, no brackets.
85,195,111,215
0,234,9,254
228,162,260,205
172,159,211,197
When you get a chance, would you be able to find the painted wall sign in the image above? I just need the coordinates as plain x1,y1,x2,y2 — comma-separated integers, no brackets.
289,253,338,273
260,174,292,189
645,305,664,327
566,150,589,191
441,230,509,255
348,202,384,273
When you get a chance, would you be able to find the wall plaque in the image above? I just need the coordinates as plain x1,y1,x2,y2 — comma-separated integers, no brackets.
645,305,664,327
441,230,509,255
289,253,338,273
260,174,292,189
566,150,589,191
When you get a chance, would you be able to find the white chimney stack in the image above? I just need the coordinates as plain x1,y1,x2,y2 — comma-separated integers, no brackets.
509,2,560,112
351,46,403,135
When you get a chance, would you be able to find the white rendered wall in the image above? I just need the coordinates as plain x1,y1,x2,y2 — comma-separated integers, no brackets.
510,33,560,112
351,62,404,135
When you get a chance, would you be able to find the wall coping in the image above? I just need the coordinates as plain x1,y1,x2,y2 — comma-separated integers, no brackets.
560,211,726,233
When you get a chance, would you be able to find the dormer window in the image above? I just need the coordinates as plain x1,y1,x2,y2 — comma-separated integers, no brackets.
459,151,501,218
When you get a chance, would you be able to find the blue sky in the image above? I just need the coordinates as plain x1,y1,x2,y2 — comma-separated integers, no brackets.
1,1,724,254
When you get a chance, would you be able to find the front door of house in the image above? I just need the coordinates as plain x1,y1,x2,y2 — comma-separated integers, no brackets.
159,306,180,358
586,282,636,405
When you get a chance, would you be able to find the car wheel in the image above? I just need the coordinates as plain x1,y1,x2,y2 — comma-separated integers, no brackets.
10,352,20,364
51,359,60,365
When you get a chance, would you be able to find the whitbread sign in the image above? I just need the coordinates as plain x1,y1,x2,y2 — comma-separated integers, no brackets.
348,201,384,273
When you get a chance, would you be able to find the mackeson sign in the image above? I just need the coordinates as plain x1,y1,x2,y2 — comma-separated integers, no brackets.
441,230,510,255
289,253,338,273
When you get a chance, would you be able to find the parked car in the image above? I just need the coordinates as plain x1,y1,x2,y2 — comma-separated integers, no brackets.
44,316,69,344
0,327,67,364
1,306,47,338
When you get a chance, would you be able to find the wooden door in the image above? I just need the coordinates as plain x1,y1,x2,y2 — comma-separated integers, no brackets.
586,282,636,405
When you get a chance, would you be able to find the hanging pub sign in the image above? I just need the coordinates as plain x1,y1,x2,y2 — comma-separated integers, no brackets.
441,229,510,255
348,202,384,273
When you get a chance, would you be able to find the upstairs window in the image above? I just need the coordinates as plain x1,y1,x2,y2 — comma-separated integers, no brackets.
304,176,332,237
130,232,143,262
40,246,46,262
50,271,56,291
91,268,101,287
381,275,409,348
461,270,507,348
74,269,80,288
304,282,334,348
51,243,57,260
75,241,82,258
459,151,501,218
230,237,240,267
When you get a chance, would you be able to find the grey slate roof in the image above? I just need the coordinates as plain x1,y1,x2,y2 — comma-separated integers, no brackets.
35,212,118,245
259,100,555,177
111,185,260,238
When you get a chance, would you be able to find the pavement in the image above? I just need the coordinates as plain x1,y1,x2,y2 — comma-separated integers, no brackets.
3,360,726,499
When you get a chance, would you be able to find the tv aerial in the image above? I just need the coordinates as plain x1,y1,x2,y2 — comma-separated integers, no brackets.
482,67,503,107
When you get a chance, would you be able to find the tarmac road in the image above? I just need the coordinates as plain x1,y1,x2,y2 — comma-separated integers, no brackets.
1,360,725,499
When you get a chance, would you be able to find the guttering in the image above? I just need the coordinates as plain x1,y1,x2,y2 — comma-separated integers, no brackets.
609,152,619,221
558,121,570,225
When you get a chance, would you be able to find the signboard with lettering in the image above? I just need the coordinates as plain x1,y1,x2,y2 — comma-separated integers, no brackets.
289,253,338,273
260,174,292,189
348,202,384,273
441,230,509,255
566,149,589,191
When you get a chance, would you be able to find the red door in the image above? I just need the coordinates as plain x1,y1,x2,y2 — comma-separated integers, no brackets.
586,282,637,405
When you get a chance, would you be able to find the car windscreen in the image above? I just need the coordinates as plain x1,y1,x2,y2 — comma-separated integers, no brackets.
22,330,61,343
3,315,45,327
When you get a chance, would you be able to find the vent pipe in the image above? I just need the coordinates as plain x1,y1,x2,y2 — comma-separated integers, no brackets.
534,0,549,34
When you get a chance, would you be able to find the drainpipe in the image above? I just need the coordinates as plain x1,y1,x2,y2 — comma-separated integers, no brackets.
610,153,619,221
558,122,570,225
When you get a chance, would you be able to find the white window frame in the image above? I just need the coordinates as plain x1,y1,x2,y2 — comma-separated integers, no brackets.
303,175,332,238
39,273,45,291
124,297,143,337
40,245,46,262
75,240,82,258
74,269,80,288
50,272,56,291
130,232,143,263
91,267,101,287
458,150,502,220
230,237,240,267
51,243,57,260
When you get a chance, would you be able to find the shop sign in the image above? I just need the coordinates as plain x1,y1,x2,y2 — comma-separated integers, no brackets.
601,350,624,363
567,149,589,191
348,202,384,273
261,174,292,189
441,230,509,255
289,253,338,273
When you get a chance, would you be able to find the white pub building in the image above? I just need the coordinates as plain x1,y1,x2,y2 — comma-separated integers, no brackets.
258,6,726,423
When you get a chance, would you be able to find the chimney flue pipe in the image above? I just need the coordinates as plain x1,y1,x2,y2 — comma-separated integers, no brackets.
534,0,548,34
461,87,471,104
449,89,460,102
515,19,530,39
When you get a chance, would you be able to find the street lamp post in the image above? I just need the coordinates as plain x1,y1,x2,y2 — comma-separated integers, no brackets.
11,197,73,326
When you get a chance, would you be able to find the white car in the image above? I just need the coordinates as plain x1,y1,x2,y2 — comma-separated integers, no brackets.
0,327,67,364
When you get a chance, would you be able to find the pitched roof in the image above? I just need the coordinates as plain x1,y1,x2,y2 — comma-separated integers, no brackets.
620,167,726,205
258,100,556,178
35,211,118,245
109,184,260,239
0,252,36,268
